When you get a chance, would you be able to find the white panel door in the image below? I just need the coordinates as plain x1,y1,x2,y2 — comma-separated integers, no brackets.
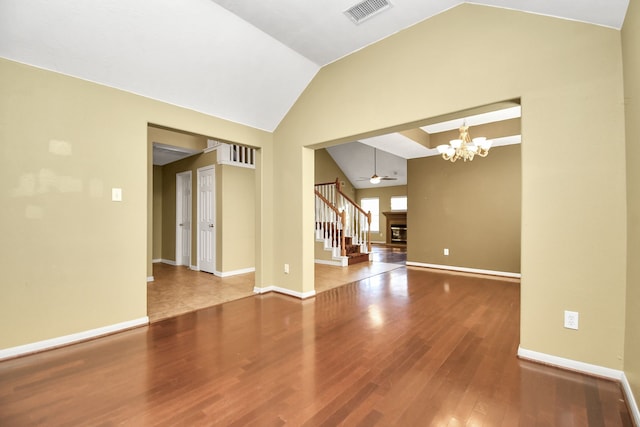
198,166,216,274
176,171,192,266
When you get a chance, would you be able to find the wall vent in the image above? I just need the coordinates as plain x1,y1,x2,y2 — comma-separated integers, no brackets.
344,0,392,24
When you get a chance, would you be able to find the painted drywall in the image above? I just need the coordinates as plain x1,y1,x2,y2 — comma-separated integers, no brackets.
314,148,356,198
148,126,207,151
623,0,640,408
152,165,163,261
219,164,256,272
273,4,627,370
355,185,408,243
0,57,270,350
407,145,521,273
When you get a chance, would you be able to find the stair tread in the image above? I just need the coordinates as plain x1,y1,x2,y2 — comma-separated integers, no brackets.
347,253,370,265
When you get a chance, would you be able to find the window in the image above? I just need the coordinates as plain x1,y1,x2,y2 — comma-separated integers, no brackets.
391,196,407,211
360,198,380,232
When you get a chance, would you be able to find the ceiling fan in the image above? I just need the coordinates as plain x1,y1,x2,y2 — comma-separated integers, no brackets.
358,148,398,184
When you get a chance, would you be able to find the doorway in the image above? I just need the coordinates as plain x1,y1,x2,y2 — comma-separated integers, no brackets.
197,165,216,274
175,171,192,267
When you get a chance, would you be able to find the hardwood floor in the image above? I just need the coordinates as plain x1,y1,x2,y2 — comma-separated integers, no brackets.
149,245,406,322
1,266,633,426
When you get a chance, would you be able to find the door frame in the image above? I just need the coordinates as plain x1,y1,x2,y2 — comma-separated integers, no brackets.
197,165,216,273
175,170,192,267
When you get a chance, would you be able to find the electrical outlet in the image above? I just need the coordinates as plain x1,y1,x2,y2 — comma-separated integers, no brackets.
444,248,449,256
284,264,289,274
564,310,579,330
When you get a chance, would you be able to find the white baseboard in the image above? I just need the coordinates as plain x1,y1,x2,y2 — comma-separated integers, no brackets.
152,258,162,263
0,317,149,361
183,266,254,277
622,372,640,426
160,259,177,266
315,258,348,267
253,286,316,299
146,276,155,282
518,346,639,423
517,346,623,380
214,267,255,277
406,261,521,279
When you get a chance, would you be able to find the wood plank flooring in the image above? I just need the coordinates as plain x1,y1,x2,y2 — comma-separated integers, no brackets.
149,244,405,322
1,266,634,426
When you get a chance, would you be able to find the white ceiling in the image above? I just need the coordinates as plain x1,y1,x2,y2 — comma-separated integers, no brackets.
333,105,522,189
210,0,629,66
152,143,201,166
0,0,629,133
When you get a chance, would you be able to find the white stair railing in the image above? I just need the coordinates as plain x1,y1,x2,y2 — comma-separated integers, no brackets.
314,179,371,257
314,190,346,257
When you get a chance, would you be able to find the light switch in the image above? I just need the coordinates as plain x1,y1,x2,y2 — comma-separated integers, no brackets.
112,188,122,202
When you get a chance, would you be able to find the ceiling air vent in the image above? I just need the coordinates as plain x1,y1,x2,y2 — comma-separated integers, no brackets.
344,0,392,24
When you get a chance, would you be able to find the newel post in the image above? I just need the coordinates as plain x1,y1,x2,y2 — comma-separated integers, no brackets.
335,178,341,192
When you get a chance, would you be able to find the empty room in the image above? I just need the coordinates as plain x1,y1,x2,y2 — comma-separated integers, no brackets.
1,0,639,425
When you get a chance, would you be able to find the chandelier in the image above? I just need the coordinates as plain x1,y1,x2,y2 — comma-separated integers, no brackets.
436,123,492,162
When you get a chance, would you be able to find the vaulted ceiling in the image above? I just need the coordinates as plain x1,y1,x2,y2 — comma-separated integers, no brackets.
0,0,630,133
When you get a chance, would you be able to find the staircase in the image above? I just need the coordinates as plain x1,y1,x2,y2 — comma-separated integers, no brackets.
343,236,370,265
315,179,372,266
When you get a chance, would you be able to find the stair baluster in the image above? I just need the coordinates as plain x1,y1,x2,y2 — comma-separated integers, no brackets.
314,178,372,264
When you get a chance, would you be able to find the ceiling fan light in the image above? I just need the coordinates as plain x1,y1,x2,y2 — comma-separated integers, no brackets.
370,175,381,184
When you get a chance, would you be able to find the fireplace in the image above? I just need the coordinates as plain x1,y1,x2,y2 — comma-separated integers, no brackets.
383,211,407,246
390,224,407,243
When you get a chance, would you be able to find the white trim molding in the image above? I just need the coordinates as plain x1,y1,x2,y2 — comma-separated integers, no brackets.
0,317,149,361
406,261,521,279
622,373,640,426
314,258,348,267
190,265,200,271
214,267,255,277
160,259,177,266
253,286,316,299
152,258,162,263
518,346,640,423
147,276,155,282
517,346,623,380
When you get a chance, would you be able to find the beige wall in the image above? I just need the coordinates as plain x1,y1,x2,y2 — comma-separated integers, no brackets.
623,0,640,406
219,164,256,272
274,4,627,371
152,165,163,261
407,145,521,273
148,126,207,151
356,185,408,243
0,57,270,350
314,148,356,199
